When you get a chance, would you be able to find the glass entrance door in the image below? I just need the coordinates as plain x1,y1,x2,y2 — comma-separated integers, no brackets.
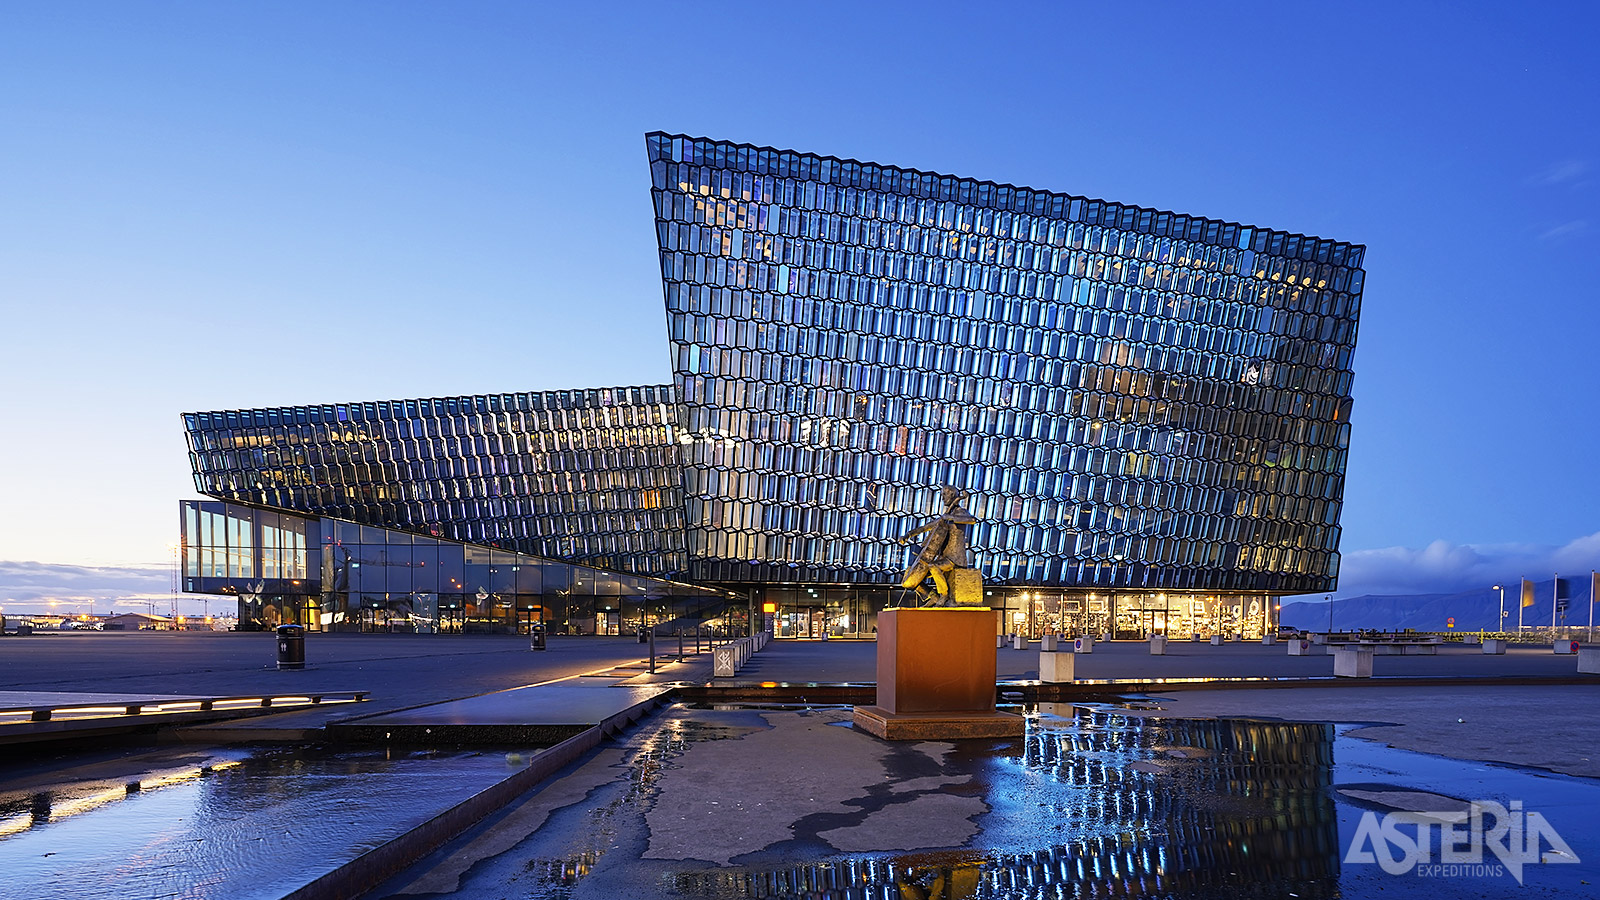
777,606,825,638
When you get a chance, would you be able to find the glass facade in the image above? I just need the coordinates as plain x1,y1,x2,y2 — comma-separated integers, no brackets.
181,133,1365,633
180,500,734,634
184,386,684,577
649,133,1362,595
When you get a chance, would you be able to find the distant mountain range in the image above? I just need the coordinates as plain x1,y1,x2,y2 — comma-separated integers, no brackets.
1280,576,1598,632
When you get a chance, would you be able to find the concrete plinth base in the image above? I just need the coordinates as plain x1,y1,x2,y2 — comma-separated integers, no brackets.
857,607,1015,741
1149,635,1166,655
1288,639,1314,656
1579,648,1600,674
1482,638,1507,655
851,706,1024,740
1209,635,1223,646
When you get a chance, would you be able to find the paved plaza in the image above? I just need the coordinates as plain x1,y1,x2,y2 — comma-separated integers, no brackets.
2,631,1597,899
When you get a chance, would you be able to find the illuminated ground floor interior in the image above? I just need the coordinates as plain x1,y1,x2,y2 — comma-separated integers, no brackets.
218,584,1285,640
185,495,1290,638
760,586,1283,640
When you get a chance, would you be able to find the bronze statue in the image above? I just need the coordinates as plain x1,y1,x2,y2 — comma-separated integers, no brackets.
898,486,981,606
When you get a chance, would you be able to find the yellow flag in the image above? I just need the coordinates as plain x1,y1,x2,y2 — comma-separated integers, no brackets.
1520,579,1536,608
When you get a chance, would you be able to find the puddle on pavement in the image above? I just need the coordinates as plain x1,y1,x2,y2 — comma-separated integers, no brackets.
0,744,537,900
461,705,1340,900
467,703,1599,900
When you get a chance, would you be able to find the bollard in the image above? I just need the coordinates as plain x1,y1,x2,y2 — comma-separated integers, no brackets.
1482,638,1507,655
1578,647,1600,674
997,634,1007,649
1012,633,1026,650
678,628,684,660
1261,634,1278,645
1209,635,1223,646
1288,639,1314,656
1039,650,1075,683
648,627,656,674
713,645,735,677
1040,634,1058,651
1555,640,1580,655
1149,635,1166,655
1333,647,1374,678
1072,636,1094,654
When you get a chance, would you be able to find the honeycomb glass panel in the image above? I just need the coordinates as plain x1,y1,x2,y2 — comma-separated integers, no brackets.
648,133,1363,593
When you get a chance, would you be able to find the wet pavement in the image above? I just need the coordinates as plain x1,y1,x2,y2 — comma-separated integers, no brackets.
0,632,669,717
1114,683,1600,779
0,742,545,900
372,703,1599,899
6,637,1598,898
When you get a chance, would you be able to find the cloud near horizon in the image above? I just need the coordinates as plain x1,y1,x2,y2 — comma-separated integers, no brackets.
1335,531,1600,599
0,560,175,614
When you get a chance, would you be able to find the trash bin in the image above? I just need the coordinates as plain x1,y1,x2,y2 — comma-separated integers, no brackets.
529,622,547,651
276,624,306,670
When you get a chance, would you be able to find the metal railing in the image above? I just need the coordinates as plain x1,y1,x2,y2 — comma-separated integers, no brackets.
643,625,769,675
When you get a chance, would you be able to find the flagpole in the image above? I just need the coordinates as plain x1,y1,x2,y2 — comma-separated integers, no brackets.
1552,572,1559,637
1589,571,1596,645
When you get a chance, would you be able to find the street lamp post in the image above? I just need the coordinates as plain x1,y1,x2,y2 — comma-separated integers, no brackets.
1326,595,1334,635
1494,584,1505,635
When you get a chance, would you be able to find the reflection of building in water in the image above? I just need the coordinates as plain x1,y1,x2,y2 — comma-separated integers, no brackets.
666,715,1338,899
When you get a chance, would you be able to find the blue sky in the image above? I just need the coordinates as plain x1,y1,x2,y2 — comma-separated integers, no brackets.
2,2,1596,612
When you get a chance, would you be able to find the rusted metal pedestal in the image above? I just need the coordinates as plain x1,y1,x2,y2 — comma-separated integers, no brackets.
852,607,1025,740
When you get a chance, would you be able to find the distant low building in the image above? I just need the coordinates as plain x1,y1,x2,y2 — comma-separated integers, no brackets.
104,613,175,631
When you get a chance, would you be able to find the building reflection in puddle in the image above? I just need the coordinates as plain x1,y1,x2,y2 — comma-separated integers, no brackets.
665,707,1340,899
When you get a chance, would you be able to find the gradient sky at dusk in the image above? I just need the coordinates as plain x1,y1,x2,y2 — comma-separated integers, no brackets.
2,2,1597,612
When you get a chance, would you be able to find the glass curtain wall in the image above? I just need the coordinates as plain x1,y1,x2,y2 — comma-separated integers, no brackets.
1007,589,1277,639
649,132,1365,596
183,385,687,578
181,500,731,634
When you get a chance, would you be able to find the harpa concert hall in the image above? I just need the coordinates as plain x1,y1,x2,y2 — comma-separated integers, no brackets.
180,133,1365,639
